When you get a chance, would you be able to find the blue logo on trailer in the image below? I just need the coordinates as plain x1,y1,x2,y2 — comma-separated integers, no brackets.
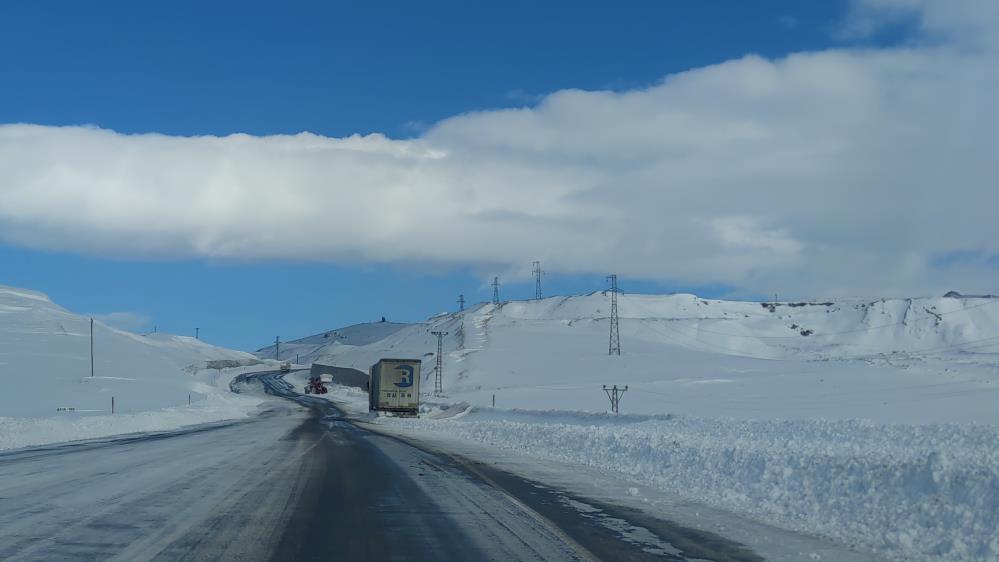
394,365,414,388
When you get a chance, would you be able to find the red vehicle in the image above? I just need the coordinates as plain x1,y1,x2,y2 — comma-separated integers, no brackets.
304,375,328,395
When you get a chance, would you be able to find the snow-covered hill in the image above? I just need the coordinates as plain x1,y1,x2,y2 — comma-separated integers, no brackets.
0,285,262,425
254,320,411,362
309,292,999,423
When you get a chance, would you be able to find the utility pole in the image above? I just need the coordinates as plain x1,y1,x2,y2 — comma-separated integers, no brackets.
195,327,200,340
458,294,465,312
431,330,448,395
275,336,280,361
607,274,621,355
492,276,501,305
603,385,628,414
90,317,94,378
532,261,543,300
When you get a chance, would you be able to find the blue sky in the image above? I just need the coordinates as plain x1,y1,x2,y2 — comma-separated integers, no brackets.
0,0,955,350
1,1,852,139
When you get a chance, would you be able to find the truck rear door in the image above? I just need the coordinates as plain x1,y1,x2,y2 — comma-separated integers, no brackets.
379,361,417,410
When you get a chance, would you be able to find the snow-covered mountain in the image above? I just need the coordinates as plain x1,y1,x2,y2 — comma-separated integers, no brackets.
0,285,258,418
304,292,999,422
254,320,411,362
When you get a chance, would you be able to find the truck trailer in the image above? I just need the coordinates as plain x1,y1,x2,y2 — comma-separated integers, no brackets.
368,358,421,416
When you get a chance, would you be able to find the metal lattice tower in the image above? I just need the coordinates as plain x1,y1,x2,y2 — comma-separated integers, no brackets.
458,294,465,312
275,336,280,361
532,261,543,300
431,330,448,395
607,275,620,355
492,276,500,305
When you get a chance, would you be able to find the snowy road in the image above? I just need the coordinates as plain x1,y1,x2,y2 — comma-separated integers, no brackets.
0,370,762,561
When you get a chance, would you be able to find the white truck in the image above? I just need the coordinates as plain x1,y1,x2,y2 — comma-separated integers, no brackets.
368,358,421,416
279,361,292,373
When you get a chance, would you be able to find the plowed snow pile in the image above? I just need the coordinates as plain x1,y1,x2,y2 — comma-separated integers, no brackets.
0,285,265,449
314,292,999,562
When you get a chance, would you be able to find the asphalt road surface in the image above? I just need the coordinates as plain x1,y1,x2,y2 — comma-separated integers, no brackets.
0,370,762,561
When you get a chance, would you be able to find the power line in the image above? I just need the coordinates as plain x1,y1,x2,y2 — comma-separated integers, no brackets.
638,317,782,360
631,296,999,359
893,333,999,356
619,298,782,360
649,311,999,359
533,261,543,300
608,274,620,355
492,276,501,305
623,294,999,340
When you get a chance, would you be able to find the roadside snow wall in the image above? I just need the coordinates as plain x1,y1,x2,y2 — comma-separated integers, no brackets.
385,410,999,562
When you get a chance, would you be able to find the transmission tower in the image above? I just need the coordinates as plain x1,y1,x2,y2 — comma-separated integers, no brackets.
431,330,448,395
607,274,620,355
275,336,280,361
492,276,501,305
532,261,543,300
458,294,465,312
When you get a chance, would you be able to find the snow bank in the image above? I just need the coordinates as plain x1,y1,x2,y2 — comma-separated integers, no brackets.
379,409,999,562
0,392,264,451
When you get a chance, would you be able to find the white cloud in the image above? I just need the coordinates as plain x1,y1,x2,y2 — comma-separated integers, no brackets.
708,217,802,256
0,0,997,298
842,0,999,47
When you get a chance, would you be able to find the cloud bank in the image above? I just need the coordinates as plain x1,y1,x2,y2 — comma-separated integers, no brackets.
1,0,996,298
